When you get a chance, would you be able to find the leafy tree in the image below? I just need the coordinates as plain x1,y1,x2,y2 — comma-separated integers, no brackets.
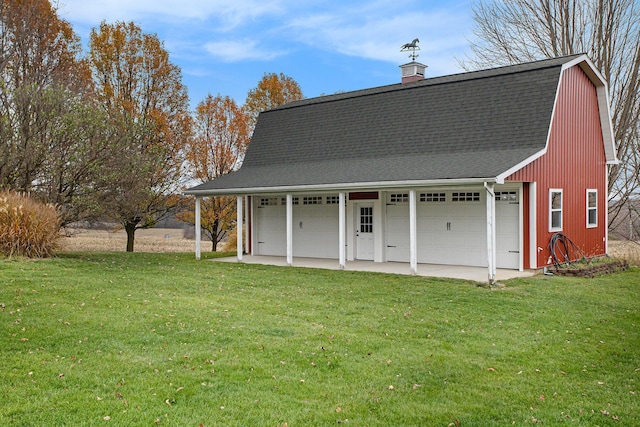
89,21,191,251
463,0,640,233
243,72,304,132
0,0,92,190
182,94,250,251
0,0,109,226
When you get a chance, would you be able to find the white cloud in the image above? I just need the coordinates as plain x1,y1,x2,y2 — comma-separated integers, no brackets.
204,39,290,62
59,0,286,29
58,0,474,74
285,5,472,70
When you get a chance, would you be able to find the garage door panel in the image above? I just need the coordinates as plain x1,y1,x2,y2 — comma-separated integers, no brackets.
495,198,520,269
386,189,520,269
256,206,286,256
293,204,339,258
386,205,409,262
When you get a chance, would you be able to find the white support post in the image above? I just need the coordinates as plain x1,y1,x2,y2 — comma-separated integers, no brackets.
485,183,496,284
529,182,538,269
237,195,243,261
286,194,293,266
244,196,250,255
339,192,346,269
195,196,201,260
409,189,418,275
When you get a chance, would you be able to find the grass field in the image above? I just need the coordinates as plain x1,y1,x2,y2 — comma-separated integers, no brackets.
1,252,638,426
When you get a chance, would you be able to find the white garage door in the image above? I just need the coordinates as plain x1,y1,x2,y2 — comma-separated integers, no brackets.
293,196,339,258
495,191,520,269
254,195,340,258
385,190,520,269
255,197,286,256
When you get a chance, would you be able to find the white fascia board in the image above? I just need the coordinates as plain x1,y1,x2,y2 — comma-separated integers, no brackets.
182,177,497,197
496,148,547,183
497,54,619,182
564,55,618,164
497,69,562,182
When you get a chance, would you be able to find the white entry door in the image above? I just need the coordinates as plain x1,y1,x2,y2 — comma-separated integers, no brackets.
356,204,374,260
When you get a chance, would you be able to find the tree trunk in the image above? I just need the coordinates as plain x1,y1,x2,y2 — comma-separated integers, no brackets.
211,220,219,252
125,222,136,252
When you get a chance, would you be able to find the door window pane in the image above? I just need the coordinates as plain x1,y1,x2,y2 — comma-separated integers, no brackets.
360,207,373,233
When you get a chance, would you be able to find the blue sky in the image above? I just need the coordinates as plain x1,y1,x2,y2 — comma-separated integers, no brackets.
58,0,477,108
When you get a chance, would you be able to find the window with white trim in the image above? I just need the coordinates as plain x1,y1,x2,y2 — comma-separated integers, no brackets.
549,189,563,231
303,196,323,205
389,193,409,203
260,197,278,206
326,195,340,204
452,192,480,202
587,189,597,228
495,191,518,202
420,192,446,202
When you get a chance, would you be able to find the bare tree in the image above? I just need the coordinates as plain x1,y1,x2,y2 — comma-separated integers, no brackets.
462,0,640,236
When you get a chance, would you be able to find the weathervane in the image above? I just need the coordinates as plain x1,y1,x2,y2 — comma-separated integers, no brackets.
400,38,420,61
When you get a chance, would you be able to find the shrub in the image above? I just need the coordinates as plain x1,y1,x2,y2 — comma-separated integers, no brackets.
0,191,60,258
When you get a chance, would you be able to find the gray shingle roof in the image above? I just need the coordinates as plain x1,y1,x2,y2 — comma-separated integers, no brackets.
186,55,583,195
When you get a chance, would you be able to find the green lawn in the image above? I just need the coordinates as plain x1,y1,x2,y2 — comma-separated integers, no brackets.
1,252,638,426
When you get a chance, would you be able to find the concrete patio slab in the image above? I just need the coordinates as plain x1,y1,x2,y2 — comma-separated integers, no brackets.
214,255,534,283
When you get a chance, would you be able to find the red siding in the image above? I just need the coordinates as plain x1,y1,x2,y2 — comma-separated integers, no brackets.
507,66,608,268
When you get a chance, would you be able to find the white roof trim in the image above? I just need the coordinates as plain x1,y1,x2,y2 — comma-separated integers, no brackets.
497,65,563,182
564,55,617,164
498,54,619,181
183,177,498,196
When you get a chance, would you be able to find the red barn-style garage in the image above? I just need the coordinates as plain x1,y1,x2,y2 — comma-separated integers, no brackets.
184,54,617,283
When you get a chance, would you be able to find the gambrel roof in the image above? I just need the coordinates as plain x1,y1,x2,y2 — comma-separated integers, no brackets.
185,54,616,195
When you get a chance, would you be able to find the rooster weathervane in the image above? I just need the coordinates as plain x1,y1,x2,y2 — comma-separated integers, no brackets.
400,38,420,61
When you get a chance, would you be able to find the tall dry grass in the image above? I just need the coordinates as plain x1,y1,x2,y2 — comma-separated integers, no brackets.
609,239,640,266
0,191,60,258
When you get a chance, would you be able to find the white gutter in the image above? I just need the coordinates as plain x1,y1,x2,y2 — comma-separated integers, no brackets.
183,177,498,196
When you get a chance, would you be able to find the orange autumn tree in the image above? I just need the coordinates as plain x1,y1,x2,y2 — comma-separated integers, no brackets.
183,94,250,251
89,21,191,252
243,72,303,133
